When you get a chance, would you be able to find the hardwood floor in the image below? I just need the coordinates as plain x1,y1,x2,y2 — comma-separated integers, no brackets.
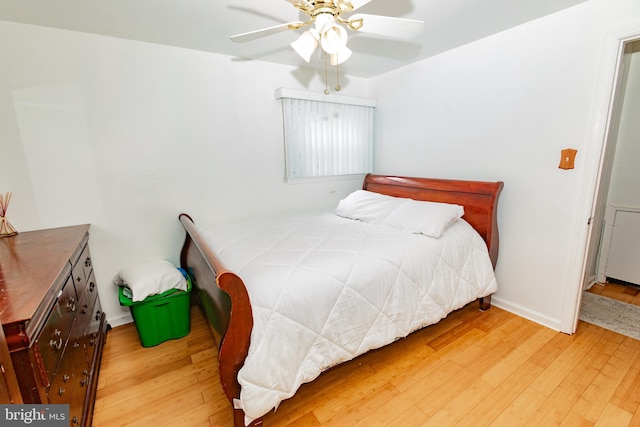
587,281,640,307
93,303,640,427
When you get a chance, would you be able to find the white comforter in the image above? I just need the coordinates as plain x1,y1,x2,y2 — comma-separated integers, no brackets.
199,212,497,425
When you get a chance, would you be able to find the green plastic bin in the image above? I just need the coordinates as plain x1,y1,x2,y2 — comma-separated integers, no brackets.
119,269,192,347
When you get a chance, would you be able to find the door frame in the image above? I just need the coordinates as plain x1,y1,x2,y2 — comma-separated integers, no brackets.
561,23,640,334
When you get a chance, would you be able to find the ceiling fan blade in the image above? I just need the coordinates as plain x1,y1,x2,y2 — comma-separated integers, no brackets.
230,22,303,43
349,0,374,11
349,14,424,39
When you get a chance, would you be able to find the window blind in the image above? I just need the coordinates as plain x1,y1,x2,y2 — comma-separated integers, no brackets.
276,88,375,182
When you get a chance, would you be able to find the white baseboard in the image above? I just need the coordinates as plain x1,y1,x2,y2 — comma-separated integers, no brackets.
106,313,134,328
491,296,564,333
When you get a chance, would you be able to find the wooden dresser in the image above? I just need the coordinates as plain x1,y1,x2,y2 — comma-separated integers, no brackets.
0,225,107,426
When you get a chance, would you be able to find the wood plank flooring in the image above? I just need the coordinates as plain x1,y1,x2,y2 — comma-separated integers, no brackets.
587,282,640,307
93,303,640,427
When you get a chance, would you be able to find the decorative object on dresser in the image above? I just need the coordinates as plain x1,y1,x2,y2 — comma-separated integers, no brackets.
0,225,108,427
179,173,503,426
0,192,18,237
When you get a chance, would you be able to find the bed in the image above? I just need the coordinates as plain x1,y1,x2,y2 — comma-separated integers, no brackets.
178,174,503,427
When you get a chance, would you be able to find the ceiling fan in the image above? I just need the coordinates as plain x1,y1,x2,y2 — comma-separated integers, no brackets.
230,0,425,67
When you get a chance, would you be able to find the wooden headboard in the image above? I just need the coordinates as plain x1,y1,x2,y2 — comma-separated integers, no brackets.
363,174,504,267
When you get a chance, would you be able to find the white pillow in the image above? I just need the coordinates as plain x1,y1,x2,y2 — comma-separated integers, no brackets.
335,190,400,222
113,259,188,302
336,190,464,238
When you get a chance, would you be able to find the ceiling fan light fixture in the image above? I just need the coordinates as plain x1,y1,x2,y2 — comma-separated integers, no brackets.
347,17,364,31
330,46,352,66
291,28,320,63
336,0,354,13
319,22,348,55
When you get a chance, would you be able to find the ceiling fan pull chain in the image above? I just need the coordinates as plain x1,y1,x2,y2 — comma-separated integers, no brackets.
324,51,330,95
335,59,341,92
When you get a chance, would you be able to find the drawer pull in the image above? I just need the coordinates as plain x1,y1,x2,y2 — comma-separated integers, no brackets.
66,297,76,313
80,377,88,386
63,374,70,382
50,337,63,351
58,387,65,396
50,329,63,351
85,257,92,268
89,282,96,292
72,416,79,425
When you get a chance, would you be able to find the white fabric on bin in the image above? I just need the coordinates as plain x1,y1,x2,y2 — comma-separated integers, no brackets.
113,259,187,302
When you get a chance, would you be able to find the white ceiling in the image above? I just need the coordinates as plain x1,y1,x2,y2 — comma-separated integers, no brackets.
0,0,588,78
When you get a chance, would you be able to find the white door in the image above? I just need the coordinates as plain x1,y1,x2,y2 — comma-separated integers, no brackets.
605,210,640,285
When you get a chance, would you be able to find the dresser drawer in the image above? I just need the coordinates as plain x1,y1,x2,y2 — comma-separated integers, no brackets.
48,337,89,423
34,275,78,384
85,297,104,368
74,286,94,365
85,270,99,307
49,273,93,427
72,244,93,300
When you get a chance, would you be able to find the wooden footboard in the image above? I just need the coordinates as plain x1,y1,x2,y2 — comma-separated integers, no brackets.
178,175,503,426
179,213,256,427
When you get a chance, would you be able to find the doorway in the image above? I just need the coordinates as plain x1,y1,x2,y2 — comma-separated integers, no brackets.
578,36,640,332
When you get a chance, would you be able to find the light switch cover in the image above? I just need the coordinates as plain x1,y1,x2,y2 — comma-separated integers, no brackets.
559,148,577,170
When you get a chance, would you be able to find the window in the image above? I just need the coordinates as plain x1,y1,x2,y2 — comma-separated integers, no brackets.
276,88,376,182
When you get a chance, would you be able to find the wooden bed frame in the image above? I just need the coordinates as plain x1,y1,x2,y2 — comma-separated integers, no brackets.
179,174,503,427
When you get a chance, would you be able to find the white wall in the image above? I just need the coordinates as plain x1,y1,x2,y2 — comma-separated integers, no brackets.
370,0,640,331
0,21,370,326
